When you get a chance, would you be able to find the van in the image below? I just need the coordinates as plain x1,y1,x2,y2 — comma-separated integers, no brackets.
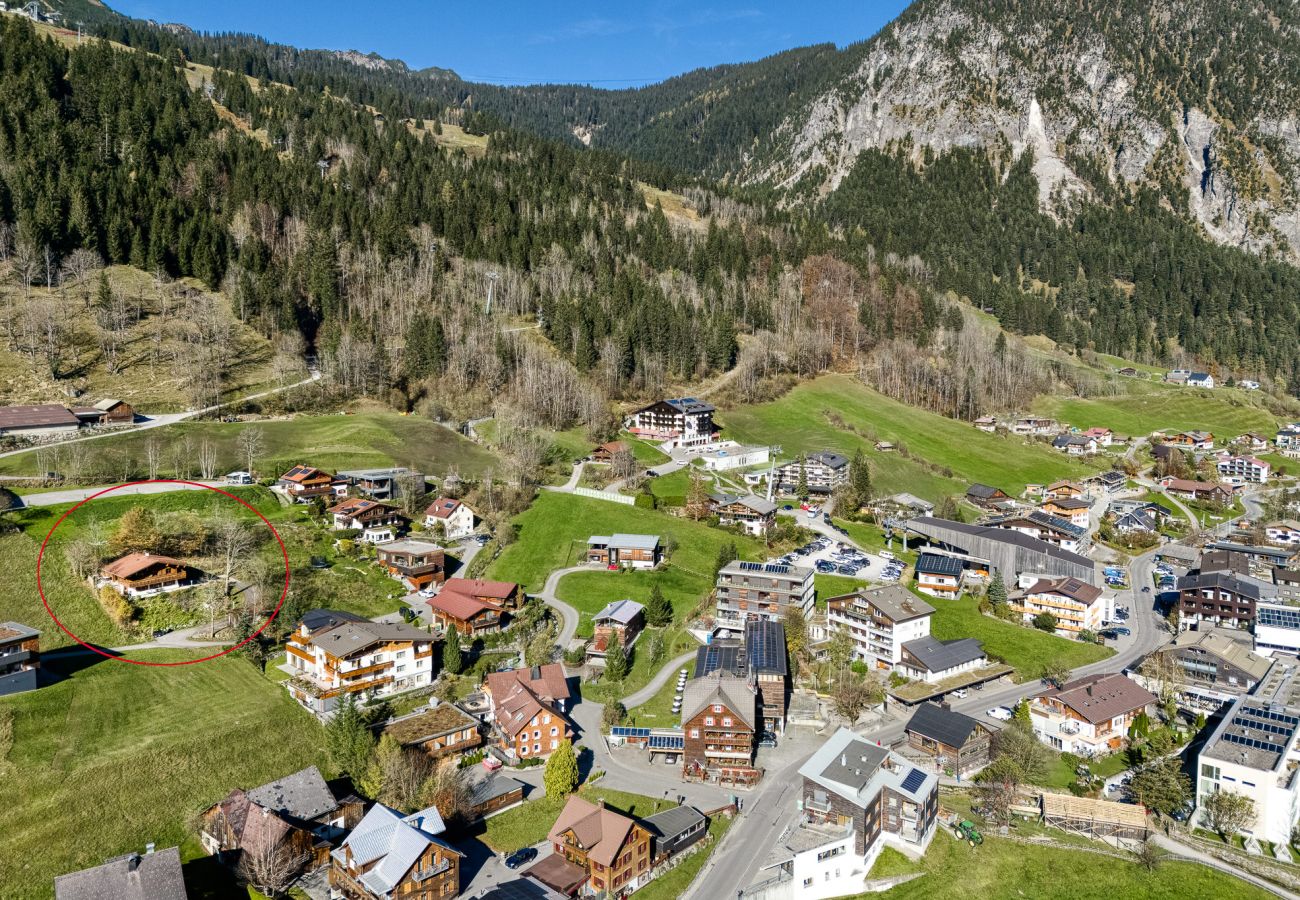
879,550,896,561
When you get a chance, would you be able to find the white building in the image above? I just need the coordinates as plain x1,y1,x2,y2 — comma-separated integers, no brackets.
774,450,850,496
1188,372,1216,389
424,497,476,539
1030,673,1156,757
697,440,770,471
825,585,934,673
1197,660,1300,846
1012,577,1111,636
896,636,987,684
1217,455,1271,484
284,611,435,714
1265,522,1300,548
1255,605,1300,657
715,560,814,626
625,398,718,449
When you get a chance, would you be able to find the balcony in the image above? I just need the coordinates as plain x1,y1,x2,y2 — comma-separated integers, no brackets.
411,859,452,882
1059,721,1080,735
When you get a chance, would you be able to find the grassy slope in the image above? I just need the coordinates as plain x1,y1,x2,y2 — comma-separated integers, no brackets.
0,651,328,899
482,785,674,852
0,409,500,480
867,829,1269,900
1032,379,1279,438
722,375,1098,500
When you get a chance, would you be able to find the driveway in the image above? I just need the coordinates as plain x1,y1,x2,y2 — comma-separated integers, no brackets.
537,565,588,648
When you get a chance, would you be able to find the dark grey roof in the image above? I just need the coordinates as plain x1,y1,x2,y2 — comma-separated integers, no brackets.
813,736,890,793
1177,571,1273,602
966,483,1003,499
906,702,982,749
54,847,186,900
901,636,986,673
745,619,788,678
664,397,715,415
245,766,337,823
1207,541,1291,561
808,451,849,469
694,642,746,678
478,878,569,900
468,773,526,807
300,608,368,632
642,805,707,842
915,553,963,577
908,517,1095,569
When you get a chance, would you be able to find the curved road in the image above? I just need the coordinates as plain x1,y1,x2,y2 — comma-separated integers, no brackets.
537,565,589,648
623,650,697,708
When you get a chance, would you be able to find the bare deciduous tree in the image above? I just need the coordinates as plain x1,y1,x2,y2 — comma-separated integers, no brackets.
237,839,302,899
198,438,219,480
236,427,265,477
144,437,163,481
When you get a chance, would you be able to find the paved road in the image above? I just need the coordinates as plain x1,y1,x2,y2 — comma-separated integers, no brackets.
0,370,321,462
42,624,232,657
622,651,697,708
19,480,229,507
537,565,589,648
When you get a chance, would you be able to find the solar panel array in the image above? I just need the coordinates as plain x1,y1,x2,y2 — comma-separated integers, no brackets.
611,726,651,738
649,734,685,750
1240,705,1300,727
1222,730,1289,755
900,768,927,794
1258,606,1300,630
746,620,787,674
737,561,791,575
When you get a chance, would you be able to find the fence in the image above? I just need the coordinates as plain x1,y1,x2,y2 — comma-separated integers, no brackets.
573,486,635,505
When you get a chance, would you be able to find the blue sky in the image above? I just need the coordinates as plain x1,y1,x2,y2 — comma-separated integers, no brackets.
110,1,911,86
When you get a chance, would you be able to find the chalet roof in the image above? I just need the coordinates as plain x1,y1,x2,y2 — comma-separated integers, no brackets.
694,641,746,678
426,590,492,622
662,397,714,415
965,483,1004,500
0,404,79,430
987,509,1087,540
1024,577,1103,606
486,664,571,704
546,795,639,867
308,620,430,658
806,450,849,469
299,609,367,633
1176,571,1274,602
901,636,986,673
53,846,186,900
1044,497,1090,510
493,684,557,738
333,803,456,897
708,492,777,515
424,497,464,519
745,618,788,677
1047,480,1084,493
595,440,629,454
245,766,337,823
906,702,983,749
442,578,519,600
642,805,706,843
592,598,644,626
682,673,756,730
100,552,187,581
383,702,479,746
798,728,934,809
1036,673,1155,725
587,533,661,550
466,772,526,808
1166,629,1272,682
830,584,935,624
279,464,329,483
93,398,127,411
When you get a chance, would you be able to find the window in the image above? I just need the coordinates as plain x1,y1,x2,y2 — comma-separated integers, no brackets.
534,730,540,740
551,739,558,750
520,745,529,756
396,665,406,673
690,729,700,738
713,705,723,713
534,744,541,753
543,714,551,724
551,727,558,736
705,717,715,726
723,717,732,727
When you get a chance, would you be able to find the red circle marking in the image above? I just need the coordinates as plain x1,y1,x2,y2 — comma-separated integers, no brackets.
35,480,291,666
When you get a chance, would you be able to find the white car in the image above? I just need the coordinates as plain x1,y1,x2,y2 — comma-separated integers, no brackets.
950,688,969,699
418,586,437,599
987,706,1014,722
879,550,895,561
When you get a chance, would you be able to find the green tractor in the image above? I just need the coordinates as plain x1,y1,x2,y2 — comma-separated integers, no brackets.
954,820,984,846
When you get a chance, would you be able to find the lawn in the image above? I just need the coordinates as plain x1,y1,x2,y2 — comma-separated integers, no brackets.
926,593,1112,682
0,650,329,899
482,785,675,852
634,814,732,900
487,492,765,593
722,375,1098,500
864,825,1270,899
1032,380,1279,439
1037,750,1130,790
0,409,500,481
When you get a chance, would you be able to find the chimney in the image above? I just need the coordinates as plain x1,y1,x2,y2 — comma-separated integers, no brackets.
145,843,155,855
598,799,606,809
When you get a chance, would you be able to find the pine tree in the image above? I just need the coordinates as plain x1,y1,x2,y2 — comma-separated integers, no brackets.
604,639,629,681
714,541,738,580
544,739,580,797
644,582,672,627
325,695,376,777
987,571,1007,607
796,455,810,501
442,625,463,675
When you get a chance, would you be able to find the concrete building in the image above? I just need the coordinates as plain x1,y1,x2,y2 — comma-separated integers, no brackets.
825,585,934,673
1011,577,1109,636
697,440,769,472
0,621,39,696
1178,570,1276,630
625,398,718,449
715,560,814,627
1137,628,1272,714
774,451,850,496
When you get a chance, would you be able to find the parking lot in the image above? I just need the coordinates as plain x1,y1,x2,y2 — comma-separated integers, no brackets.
770,519,903,583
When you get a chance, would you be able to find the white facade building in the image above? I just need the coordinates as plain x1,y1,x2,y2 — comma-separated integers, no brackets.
825,585,934,672
697,440,770,471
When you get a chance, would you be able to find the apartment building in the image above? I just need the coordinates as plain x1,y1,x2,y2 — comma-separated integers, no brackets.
681,673,760,786
624,398,718,449
546,796,653,898
0,621,39,695
1217,455,1271,484
1178,570,1275,629
715,560,815,626
825,585,934,673
773,450,850,496
1029,673,1156,756
1012,577,1109,636
1139,628,1272,714
284,610,435,714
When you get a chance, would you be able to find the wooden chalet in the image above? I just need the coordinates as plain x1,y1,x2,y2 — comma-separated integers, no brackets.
439,577,521,610
546,796,653,897
904,702,993,775
485,664,574,761
587,599,644,666
426,589,504,635
329,804,460,900
277,464,339,502
965,483,1011,508
591,440,630,463
374,539,445,589
99,552,202,597
681,673,760,786
381,700,482,759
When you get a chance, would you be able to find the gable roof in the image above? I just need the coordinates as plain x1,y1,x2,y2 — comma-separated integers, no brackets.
546,795,639,867
101,552,188,580
93,398,128,411
279,464,330,483
586,533,661,550
901,636,986,673
708,492,777,515
441,578,518,601
54,847,186,900
745,618,788,677
681,673,756,729
300,609,368,633
0,404,80,430
1166,629,1272,682
694,641,746,678
245,766,337,823
915,552,963,577
425,497,465,519
797,727,936,810
306,620,431,658
593,598,644,626
334,803,456,897
829,584,935,624
1036,673,1155,725
1024,576,1103,605
965,483,1005,500
642,805,706,843
906,702,983,749
426,590,492,622
486,664,571,704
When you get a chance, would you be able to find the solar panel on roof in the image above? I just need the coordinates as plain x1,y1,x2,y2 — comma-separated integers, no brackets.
1259,607,1300,630
900,768,927,794
765,564,790,575
649,735,685,749
611,727,651,738
739,562,762,571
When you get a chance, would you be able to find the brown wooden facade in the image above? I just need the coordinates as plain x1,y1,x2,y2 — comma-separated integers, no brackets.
329,839,459,900
682,701,757,783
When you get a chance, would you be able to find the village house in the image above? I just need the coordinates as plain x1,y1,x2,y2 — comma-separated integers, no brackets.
774,450,850,495
69,398,136,426
1240,380,1262,390
284,610,435,714
329,803,460,900
275,464,341,502
1011,416,1058,436
905,702,994,775
1045,480,1086,499
1081,427,1114,446
590,440,630,463
439,577,522,611
586,599,644,668
624,398,719,449
896,635,988,684
1177,569,1274,629
1265,521,1300,547
99,552,204,597
1276,426,1300,456
973,416,998,432
1271,569,1300,606
681,673,760,786
0,403,83,438
586,533,662,569
1109,499,1172,533
1053,433,1099,456
545,795,654,897
1011,577,1109,636
826,585,935,673
1217,455,1271,484
715,560,815,626
964,483,1012,508
199,766,359,875
423,496,476,539
707,492,777,535
1168,430,1215,451
485,664,574,761
0,621,39,696
913,552,965,597
465,772,527,823
374,539,445,591
1188,372,1216,388
336,467,424,501
1166,368,1191,385
328,498,407,544
54,846,187,900
1233,433,1271,453
1138,628,1272,714
1117,366,1140,377
381,698,482,760
1160,477,1233,505
1040,495,1091,528
984,509,1090,554
1090,470,1127,495
785,727,938,899
1029,673,1156,756
425,589,504,635
642,805,708,865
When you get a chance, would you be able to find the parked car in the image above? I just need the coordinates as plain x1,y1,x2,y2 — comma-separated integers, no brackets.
418,586,438,599
758,732,778,748
645,470,658,478
837,565,857,575
879,550,896,561
505,847,538,869
987,706,1014,721
151,628,172,639
782,504,794,511
1112,627,1132,636
950,688,969,699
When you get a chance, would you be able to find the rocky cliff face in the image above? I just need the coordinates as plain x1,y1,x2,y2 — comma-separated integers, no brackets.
753,0,1300,259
